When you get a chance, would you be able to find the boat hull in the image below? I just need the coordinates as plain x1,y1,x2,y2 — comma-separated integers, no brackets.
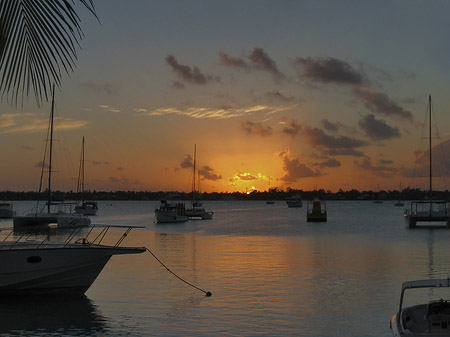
0,209,15,218
155,210,188,223
74,207,98,216
0,245,145,294
186,208,214,220
13,213,91,228
307,213,327,222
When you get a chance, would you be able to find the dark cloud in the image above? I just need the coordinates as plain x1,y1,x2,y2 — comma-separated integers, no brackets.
219,52,249,70
281,118,302,137
409,139,450,177
165,54,221,85
241,120,273,137
108,176,142,185
117,167,124,171
302,124,368,157
353,87,413,122
294,57,365,85
264,90,295,103
354,156,398,177
313,158,341,168
180,154,193,169
199,165,222,181
81,82,117,95
358,114,401,140
278,148,322,182
379,159,393,165
249,47,284,80
171,81,185,89
321,118,339,132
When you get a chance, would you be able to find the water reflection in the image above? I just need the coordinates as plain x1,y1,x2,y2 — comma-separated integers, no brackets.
0,295,107,336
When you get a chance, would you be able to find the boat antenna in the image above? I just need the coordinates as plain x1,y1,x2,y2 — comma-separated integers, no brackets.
429,95,432,210
47,84,55,213
192,144,196,202
77,136,85,202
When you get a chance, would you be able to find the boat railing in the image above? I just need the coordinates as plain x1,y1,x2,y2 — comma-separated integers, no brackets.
0,225,144,250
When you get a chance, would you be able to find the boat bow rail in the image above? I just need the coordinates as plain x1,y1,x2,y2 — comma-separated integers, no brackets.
0,225,145,251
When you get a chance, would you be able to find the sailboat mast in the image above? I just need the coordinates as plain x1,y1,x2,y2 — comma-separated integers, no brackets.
429,95,432,203
81,136,85,196
77,136,86,201
47,85,55,213
192,144,197,200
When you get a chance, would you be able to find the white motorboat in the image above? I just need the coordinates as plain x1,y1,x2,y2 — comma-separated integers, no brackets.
13,86,91,229
0,203,15,218
391,278,450,336
75,201,98,216
404,96,450,228
185,206,214,220
0,225,145,294
155,200,189,223
286,194,302,208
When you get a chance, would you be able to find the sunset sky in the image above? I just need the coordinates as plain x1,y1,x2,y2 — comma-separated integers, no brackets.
2,0,450,193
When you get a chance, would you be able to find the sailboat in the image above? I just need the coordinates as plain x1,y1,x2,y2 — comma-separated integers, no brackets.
13,86,91,228
185,145,214,220
404,95,450,228
74,137,98,216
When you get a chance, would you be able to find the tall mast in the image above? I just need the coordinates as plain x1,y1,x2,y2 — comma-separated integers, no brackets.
47,85,55,213
429,95,432,203
77,136,85,201
192,144,197,199
81,136,85,196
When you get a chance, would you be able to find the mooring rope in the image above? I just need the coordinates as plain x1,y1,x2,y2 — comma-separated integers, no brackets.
145,248,212,297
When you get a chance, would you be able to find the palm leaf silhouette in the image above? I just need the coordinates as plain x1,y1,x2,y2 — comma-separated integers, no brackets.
0,0,97,106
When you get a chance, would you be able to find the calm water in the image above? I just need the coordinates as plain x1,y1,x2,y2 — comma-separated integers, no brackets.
2,200,450,336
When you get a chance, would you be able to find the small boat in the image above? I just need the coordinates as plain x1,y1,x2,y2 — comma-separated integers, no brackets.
404,96,450,228
75,201,98,216
286,194,302,208
0,203,15,218
185,206,214,219
13,86,91,229
395,201,405,207
266,200,275,205
390,278,450,336
0,225,145,295
307,199,327,222
74,137,98,216
155,200,189,223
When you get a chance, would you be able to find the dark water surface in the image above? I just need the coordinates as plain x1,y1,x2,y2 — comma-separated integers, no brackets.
2,200,450,336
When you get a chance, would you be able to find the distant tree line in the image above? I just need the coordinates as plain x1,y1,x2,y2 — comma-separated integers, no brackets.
1,187,449,201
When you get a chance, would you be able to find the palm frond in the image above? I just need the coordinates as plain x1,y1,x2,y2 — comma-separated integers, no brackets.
0,0,97,107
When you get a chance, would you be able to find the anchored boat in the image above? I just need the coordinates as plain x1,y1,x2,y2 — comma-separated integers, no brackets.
404,96,450,228
391,278,450,336
0,225,145,294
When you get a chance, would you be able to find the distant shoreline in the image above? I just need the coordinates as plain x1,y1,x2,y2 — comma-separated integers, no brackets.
0,188,448,201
